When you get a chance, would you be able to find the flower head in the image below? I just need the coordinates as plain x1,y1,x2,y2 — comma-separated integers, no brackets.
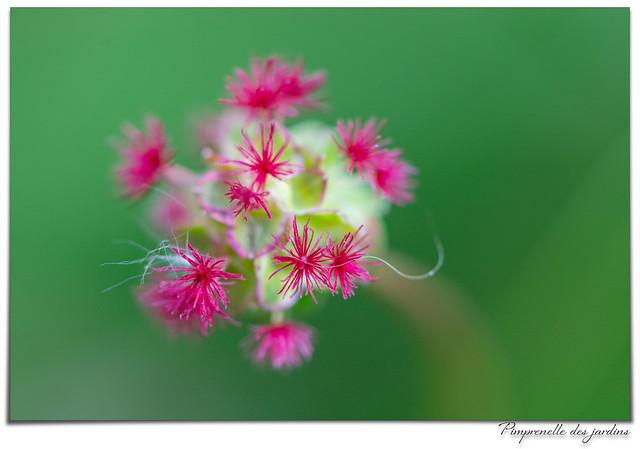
220,57,324,119
230,123,294,191
368,150,416,205
115,117,171,199
325,227,376,299
225,180,272,221
270,217,328,302
109,57,431,370
248,321,314,369
156,244,243,334
335,118,387,175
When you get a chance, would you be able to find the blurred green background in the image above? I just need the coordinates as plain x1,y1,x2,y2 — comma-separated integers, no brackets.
10,8,629,420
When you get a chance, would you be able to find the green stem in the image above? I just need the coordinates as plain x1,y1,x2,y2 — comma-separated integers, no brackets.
271,310,285,325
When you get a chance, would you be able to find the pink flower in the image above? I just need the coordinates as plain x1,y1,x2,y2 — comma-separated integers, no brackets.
270,217,328,302
335,118,387,175
220,57,324,119
229,123,294,191
248,322,314,369
224,180,272,221
368,150,416,205
115,117,171,199
324,227,376,299
156,244,243,335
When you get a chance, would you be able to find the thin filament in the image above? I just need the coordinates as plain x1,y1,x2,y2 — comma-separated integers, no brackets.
101,274,144,293
364,230,444,280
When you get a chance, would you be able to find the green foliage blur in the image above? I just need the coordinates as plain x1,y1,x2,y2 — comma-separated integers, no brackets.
10,8,629,420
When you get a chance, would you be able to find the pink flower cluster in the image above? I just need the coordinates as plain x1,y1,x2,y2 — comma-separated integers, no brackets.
109,56,418,370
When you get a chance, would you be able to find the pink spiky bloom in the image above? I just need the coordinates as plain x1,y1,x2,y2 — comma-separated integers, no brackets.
335,118,387,175
230,123,294,191
115,117,171,199
324,227,377,299
368,150,417,205
220,57,324,119
156,244,243,335
249,322,314,369
224,180,272,221
270,217,328,302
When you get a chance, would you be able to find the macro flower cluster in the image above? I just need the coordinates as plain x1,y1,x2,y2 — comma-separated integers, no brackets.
110,56,417,370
